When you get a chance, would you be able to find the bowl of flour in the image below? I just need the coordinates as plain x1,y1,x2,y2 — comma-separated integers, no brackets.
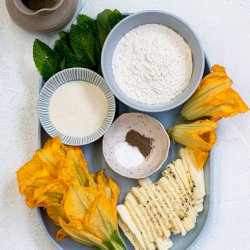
101,10,204,112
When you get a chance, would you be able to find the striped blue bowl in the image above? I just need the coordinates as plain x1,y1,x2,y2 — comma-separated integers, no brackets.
38,68,116,146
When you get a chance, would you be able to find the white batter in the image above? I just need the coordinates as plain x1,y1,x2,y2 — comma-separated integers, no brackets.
49,81,108,137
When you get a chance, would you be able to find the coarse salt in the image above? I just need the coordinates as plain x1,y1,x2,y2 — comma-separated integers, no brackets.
115,141,145,169
112,24,193,104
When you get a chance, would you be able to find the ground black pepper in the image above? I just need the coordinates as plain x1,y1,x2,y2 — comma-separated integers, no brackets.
125,130,153,158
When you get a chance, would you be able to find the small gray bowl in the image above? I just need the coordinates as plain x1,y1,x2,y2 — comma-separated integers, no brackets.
101,10,205,112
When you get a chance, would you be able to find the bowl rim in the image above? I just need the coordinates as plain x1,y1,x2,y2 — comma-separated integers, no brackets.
38,67,116,146
102,112,171,179
101,10,205,112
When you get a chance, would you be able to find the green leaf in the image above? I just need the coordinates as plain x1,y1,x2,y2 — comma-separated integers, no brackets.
77,15,97,31
69,15,101,69
33,10,123,80
96,9,123,46
76,15,101,66
55,31,89,69
33,39,62,81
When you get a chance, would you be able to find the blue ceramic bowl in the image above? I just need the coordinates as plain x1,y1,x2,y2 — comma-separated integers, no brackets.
101,10,204,112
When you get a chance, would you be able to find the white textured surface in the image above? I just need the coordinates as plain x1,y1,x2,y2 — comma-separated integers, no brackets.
0,0,250,249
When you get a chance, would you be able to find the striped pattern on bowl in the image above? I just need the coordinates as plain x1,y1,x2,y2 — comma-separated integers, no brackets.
38,68,116,146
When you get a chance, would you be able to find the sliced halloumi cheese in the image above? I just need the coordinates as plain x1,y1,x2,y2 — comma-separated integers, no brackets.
173,159,192,195
196,198,204,204
131,187,163,237
117,205,145,249
140,185,171,237
129,191,170,250
170,163,197,211
127,187,173,250
125,199,155,250
163,164,196,214
173,159,193,202
118,219,143,250
163,165,197,229
139,177,197,230
126,190,172,250
156,237,173,250
158,176,191,235
138,179,171,234
160,174,196,232
180,148,205,198
173,159,202,214
157,179,187,236
178,151,196,200
138,203,159,245
125,193,155,244
139,186,171,237
172,160,201,219
152,183,181,235
195,203,204,213
138,178,153,187
183,148,206,198
158,177,196,234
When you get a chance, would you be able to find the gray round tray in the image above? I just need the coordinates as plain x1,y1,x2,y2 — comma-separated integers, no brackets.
37,57,212,250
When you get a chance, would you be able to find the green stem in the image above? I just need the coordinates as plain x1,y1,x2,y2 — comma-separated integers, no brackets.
104,230,126,250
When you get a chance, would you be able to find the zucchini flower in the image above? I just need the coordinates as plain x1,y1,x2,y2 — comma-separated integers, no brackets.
16,137,126,250
60,173,126,250
168,120,217,168
181,64,249,120
168,120,217,151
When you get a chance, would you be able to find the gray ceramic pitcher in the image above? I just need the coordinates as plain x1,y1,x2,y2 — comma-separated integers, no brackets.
6,0,79,32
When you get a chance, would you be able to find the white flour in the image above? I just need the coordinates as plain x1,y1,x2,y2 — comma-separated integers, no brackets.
49,81,108,137
112,24,193,104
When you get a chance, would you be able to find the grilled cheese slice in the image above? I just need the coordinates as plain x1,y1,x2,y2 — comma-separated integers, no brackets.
138,184,171,237
125,200,155,250
117,205,145,249
131,187,163,236
125,193,155,244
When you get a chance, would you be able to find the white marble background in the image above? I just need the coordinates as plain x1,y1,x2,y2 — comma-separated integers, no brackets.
0,0,250,249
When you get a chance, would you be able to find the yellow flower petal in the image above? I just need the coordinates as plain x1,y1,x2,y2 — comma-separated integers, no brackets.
97,170,112,199
64,184,97,221
83,193,118,240
168,119,217,151
23,169,54,208
188,147,209,169
16,155,42,194
181,64,249,120
58,147,96,187
35,147,58,178
56,229,68,241
109,178,120,204
33,179,68,207
59,218,108,249
43,138,53,149
46,204,68,226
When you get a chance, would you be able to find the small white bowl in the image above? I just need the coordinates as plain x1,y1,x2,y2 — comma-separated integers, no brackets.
38,68,115,146
102,113,170,179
